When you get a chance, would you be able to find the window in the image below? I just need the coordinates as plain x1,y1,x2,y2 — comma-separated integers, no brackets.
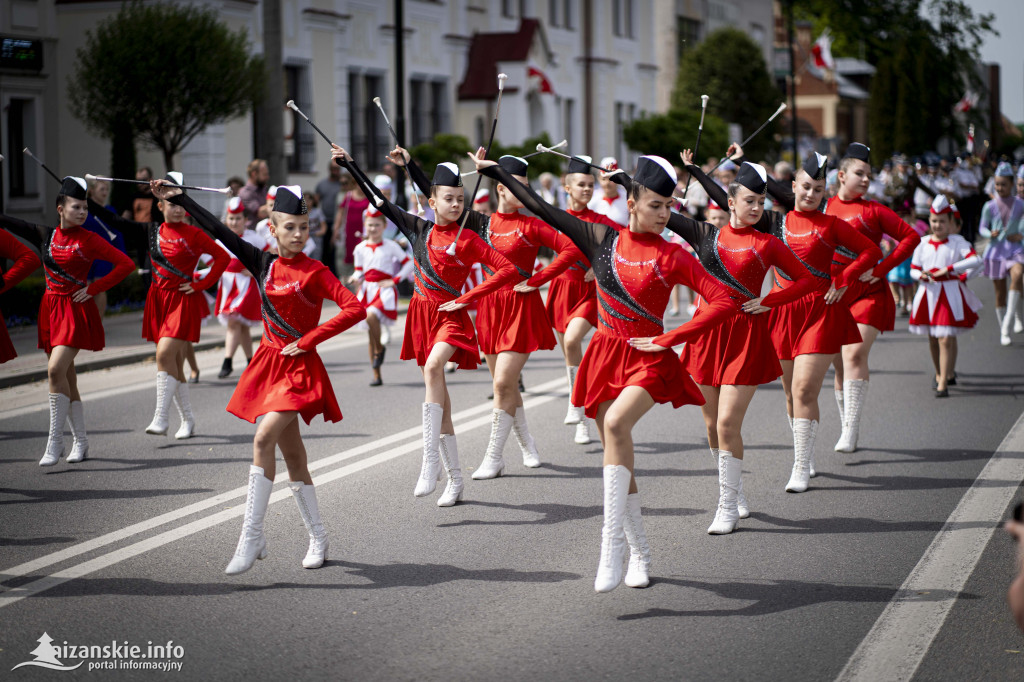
612,0,633,38
550,0,559,26
348,71,387,164
410,77,451,146
285,65,315,173
564,0,574,29
502,0,515,18
615,100,637,165
551,0,574,29
6,98,39,198
563,98,575,151
677,17,700,59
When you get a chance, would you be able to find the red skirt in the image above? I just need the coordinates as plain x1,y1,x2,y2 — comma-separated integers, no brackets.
909,286,979,330
227,343,342,424
680,307,781,387
37,292,105,354
476,288,556,355
0,312,15,363
401,295,480,370
546,278,597,333
770,291,862,361
143,287,207,343
844,277,896,332
574,331,705,418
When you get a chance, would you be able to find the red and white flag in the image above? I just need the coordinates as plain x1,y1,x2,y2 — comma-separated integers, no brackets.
811,30,834,71
954,91,979,114
527,61,555,95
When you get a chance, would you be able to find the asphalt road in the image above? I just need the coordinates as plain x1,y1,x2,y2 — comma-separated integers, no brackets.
1,284,1023,681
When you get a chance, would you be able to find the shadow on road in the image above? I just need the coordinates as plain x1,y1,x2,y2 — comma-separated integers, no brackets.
437,500,703,528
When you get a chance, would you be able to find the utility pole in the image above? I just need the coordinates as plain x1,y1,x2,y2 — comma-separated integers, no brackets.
394,0,407,209
261,0,286,182
787,0,799,161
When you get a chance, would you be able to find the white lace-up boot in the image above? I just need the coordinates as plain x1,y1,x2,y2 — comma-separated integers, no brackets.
563,366,584,424
512,408,541,468
145,371,177,435
1014,295,1024,333
711,447,748,518
1001,291,1019,345
472,409,512,479
808,417,819,477
786,418,817,493
225,465,273,575
834,379,868,452
173,381,196,439
65,400,89,463
622,493,652,588
39,393,70,466
414,402,444,496
835,389,845,430
290,481,328,568
437,434,464,506
707,451,742,535
594,465,630,592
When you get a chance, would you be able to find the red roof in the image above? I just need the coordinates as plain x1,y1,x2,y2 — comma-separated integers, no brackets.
458,19,540,101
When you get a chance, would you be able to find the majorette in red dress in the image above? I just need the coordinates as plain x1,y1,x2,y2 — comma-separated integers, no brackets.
173,193,366,424
0,227,42,362
545,207,622,332
481,163,741,417
825,195,920,332
340,156,518,370
473,208,579,354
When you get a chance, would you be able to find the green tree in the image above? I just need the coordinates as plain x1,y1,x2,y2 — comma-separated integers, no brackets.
69,1,265,172
622,109,730,167
409,133,473,173
673,27,783,159
492,132,563,179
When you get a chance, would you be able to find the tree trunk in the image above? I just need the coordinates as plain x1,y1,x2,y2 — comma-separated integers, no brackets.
260,0,286,184
109,120,137,214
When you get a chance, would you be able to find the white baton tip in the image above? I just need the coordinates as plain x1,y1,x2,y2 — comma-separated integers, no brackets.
373,97,382,106
84,173,96,181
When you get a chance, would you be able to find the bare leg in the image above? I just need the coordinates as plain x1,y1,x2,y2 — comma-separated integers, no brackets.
928,336,941,382
156,337,188,382
595,386,656,494
422,342,457,434
948,336,958,380
841,324,880,382
697,384,721,450
185,343,199,380
994,277,1008,308
563,317,592,367
715,384,759,459
47,346,80,397
252,410,299,480
937,337,954,391
225,321,242,360
780,359,795,419
791,354,834,421
488,351,530,416
278,416,312,484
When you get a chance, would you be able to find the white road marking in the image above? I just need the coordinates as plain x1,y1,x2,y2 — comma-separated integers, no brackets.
0,334,376,418
0,377,568,608
835,407,1024,682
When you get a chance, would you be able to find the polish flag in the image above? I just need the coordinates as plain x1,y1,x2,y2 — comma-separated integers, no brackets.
954,91,979,114
527,61,555,95
811,31,834,71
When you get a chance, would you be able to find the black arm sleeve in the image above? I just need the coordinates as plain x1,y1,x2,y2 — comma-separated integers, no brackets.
87,198,151,234
170,194,268,276
685,162,774,234
406,158,433,198
766,175,795,212
339,157,428,246
480,165,606,261
0,214,45,252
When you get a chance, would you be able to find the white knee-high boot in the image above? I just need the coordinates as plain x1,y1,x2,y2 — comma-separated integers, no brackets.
146,371,177,435
437,434,464,506
290,481,328,568
225,465,273,575
512,408,541,468
786,418,817,493
564,366,584,424
835,379,868,452
1001,291,1019,345
996,307,1006,334
1014,293,1024,333
711,447,748,518
594,464,630,592
66,400,89,463
173,381,196,439
414,402,443,496
40,393,70,466
707,451,742,535
622,493,652,588
473,409,513,479
835,389,845,430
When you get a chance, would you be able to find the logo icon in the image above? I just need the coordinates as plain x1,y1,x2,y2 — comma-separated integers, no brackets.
11,633,83,671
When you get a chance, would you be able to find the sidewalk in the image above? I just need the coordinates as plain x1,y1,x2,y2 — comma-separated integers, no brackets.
0,300,375,389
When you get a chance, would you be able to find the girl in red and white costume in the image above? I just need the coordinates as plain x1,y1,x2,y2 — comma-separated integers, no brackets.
456,154,580,478
474,152,738,591
664,158,816,533
215,196,267,379
0,228,41,363
0,177,133,466
910,195,982,395
349,205,413,386
87,172,230,439
551,155,624,445
334,145,518,508
154,181,366,575
825,143,920,452
690,148,881,492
